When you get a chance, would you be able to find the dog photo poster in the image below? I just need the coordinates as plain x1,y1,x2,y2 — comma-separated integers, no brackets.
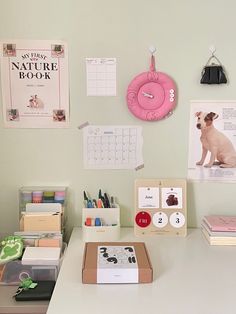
188,101,236,182
0,40,69,128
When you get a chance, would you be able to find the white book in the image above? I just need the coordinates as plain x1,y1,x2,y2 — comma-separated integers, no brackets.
21,247,61,266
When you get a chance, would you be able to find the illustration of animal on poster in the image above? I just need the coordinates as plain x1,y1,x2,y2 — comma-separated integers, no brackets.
188,101,236,182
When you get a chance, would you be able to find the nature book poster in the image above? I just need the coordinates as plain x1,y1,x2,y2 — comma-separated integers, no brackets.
188,101,236,182
0,40,69,128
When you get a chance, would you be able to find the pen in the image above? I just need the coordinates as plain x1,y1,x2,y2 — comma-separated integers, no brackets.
98,189,102,199
93,199,97,208
84,191,89,201
98,189,106,208
110,196,116,208
97,199,103,208
104,193,110,208
83,191,89,207
95,217,102,226
87,200,93,208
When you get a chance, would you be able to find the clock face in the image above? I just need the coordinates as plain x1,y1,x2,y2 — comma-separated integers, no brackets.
126,71,176,121
137,82,165,110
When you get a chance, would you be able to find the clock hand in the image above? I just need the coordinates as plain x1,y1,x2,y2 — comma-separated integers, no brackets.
142,91,154,99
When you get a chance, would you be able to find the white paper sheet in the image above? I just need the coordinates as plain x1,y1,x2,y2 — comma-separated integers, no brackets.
188,100,236,182
86,58,116,96
83,125,143,169
0,40,69,128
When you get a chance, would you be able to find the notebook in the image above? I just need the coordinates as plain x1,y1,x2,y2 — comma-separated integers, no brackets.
201,220,236,237
203,215,236,232
21,247,61,266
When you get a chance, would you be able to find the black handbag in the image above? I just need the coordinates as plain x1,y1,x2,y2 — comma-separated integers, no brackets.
200,54,227,84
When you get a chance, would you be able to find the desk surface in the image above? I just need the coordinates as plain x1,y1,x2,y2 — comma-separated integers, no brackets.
0,285,48,314
47,227,236,314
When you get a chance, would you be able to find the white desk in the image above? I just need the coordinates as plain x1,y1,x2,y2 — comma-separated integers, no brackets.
47,228,236,314
0,285,48,314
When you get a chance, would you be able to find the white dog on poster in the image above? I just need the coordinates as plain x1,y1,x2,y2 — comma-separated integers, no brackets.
195,111,236,168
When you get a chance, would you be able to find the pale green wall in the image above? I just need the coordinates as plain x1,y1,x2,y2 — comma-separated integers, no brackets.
0,0,236,236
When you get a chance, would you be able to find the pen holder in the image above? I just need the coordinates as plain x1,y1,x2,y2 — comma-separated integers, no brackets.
82,206,120,241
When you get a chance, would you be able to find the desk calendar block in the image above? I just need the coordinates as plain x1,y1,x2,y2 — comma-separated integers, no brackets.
134,179,187,237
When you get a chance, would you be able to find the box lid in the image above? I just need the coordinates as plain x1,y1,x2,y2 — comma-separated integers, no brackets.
82,242,153,284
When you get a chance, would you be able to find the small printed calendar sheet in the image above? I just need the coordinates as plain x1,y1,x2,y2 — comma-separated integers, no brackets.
86,58,116,96
83,125,143,169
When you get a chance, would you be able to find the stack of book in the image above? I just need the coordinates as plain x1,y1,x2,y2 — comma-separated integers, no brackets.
201,215,236,245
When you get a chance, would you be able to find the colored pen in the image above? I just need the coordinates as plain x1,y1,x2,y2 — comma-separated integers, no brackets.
87,199,93,208
97,199,103,208
95,217,102,226
98,189,107,207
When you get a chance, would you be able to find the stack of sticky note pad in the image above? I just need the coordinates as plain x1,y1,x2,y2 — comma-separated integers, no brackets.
201,215,236,245
22,247,61,266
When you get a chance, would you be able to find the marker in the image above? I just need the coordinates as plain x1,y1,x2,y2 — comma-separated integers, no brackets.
98,189,102,199
97,199,103,208
110,196,116,208
85,217,92,226
95,217,102,226
83,191,89,207
83,191,88,201
87,200,93,208
104,193,111,208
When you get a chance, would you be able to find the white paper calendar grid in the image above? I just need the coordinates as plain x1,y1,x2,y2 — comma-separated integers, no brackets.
86,58,116,96
83,125,143,169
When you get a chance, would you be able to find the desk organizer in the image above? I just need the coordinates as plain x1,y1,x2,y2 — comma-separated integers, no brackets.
19,186,67,212
19,186,68,233
82,207,120,241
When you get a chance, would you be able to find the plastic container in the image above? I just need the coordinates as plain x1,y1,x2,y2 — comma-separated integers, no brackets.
19,186,68,234
19,186,67,214
0,243,67,286
0,260,58,285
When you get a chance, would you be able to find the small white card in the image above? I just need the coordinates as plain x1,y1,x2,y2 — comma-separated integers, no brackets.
161,187,183,209
138,187,159,208
86,58,116,96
